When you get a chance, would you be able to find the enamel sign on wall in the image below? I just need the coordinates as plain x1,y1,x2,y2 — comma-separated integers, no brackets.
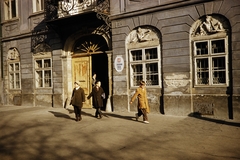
114,55,124,72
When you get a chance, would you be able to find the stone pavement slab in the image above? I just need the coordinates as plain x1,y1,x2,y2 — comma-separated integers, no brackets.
0,106,240,160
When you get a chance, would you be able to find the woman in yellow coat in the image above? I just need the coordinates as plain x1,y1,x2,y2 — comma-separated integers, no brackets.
130,81,150,124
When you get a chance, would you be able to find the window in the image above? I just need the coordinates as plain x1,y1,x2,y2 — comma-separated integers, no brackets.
129,47,160,87
9,62,21,89
4,0,17,20
194,38,228,86
35,59,52,88
33,0,44,12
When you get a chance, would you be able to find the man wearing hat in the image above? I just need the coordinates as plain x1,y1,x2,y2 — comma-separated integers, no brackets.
70,81,85,121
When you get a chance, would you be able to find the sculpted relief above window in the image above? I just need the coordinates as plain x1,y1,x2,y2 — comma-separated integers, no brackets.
126,27,160,49
7,47,19,60
191,15,228,37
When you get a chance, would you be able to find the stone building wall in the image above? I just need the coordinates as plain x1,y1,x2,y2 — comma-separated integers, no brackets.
111,0,240,120
1,0,64,108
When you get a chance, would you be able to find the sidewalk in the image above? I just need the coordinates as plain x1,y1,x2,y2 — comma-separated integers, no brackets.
0,105,240,160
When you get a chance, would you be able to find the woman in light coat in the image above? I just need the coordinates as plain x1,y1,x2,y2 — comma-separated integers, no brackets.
130,81,150,124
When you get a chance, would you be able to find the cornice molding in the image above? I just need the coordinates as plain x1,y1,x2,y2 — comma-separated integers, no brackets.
110,0,213,20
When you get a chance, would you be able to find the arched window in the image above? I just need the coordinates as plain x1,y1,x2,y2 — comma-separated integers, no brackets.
7,47,21,89
190,15,230,86
126,26,161,87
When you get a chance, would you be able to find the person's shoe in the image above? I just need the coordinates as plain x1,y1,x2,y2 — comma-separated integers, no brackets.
143,121,149,124
79,117,82,121
135,113,139,121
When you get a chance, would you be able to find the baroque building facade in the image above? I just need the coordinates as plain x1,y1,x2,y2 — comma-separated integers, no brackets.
0,0,240,120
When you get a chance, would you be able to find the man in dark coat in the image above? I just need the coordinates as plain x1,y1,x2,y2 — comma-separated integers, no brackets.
87,81,105,119
70,81,85,122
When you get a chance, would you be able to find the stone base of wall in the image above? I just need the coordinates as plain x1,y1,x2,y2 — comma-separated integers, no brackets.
112,95,128,112
53,94,63,108
35,94,53,107
4,93,64,108
22,94,34,107
192,95,229,119
164,95,191,116
233,96,240,120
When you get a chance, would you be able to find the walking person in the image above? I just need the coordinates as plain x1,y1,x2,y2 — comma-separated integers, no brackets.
87,81,105,119
130,81,150,124
70,81,85,122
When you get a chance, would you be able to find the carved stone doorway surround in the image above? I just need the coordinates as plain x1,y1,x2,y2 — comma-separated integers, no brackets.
61,31,112,109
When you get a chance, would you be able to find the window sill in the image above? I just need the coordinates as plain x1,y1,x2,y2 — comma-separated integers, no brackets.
29,11,44,18
1,17,19,25
194,85,228,88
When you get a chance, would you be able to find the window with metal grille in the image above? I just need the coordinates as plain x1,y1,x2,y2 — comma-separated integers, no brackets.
9,62,21,89
129,46,160,87
35,59,52,88
194,38,228,86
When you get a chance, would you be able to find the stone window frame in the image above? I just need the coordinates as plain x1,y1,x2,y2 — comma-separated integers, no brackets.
129,45,161,87
3,0,18,20
34,56,52,88
8,61,21,90
193,37,229,86
32,0,44,13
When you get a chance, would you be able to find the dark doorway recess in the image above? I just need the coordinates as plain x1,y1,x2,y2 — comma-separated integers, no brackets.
92,53,109,110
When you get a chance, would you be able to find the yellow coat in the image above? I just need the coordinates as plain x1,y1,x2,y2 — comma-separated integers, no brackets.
131,87,150,113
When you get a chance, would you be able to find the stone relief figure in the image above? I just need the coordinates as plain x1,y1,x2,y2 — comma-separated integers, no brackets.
7,48,19,60
127,27,155,43
192,15,226,37
199,16,224,35
136,27,152,42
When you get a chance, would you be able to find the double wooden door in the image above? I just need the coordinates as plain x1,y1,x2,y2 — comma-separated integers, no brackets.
72,56,92,108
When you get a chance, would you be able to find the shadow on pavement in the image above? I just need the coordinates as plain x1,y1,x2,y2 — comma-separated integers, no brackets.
48,111,75,121
60,108,136,121
104,113,136,121
188,113,240,127
65,108,97,119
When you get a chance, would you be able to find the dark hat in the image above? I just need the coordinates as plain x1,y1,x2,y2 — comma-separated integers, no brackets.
74,81,81,85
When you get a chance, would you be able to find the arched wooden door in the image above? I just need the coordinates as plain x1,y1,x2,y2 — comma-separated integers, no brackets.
71,34,109,109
